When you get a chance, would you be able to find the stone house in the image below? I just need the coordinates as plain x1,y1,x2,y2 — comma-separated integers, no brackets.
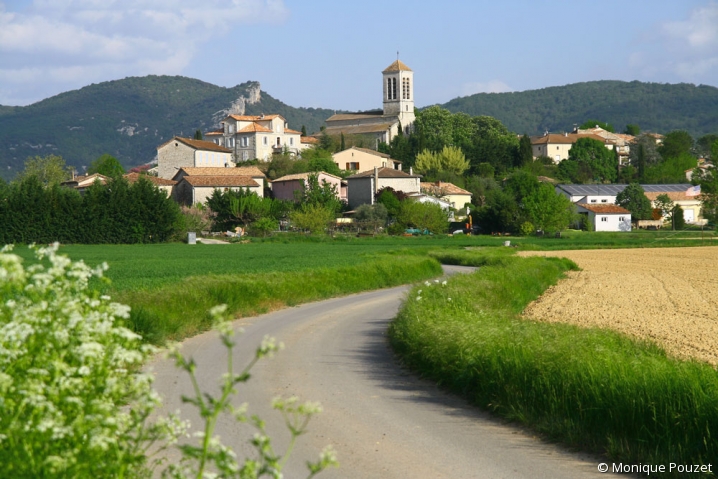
346,167,421,209
204,114,310,161
173,175,261,206
171,166,266,197
157,137,233,180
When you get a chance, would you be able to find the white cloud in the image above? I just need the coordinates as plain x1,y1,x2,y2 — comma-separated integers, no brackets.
631,2,718,84
0,0,289,105
460,80,513,96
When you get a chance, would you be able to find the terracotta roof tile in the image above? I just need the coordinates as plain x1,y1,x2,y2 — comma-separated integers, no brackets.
578,203,631,214
644,192,694,202
273,171,342,182
178,166,266,178
226,114,283,121
383,60,412,72
284,128,301,134
238,123,273,133
301,136,319,144
158,136,231,153
532,133,614,145
124,172,177,186
421,181,472,196
182,176,259,188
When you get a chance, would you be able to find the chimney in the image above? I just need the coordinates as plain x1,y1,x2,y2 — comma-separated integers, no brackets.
374,166,379,196
409,166,413,176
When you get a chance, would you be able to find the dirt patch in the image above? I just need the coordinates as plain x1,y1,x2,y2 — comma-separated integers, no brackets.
518,246,718,365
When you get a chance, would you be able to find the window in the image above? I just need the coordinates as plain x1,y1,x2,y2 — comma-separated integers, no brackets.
601,217,608,222
346,162,359,170
289,137,294,146
601,199,607,203
557,146,559,150
619,217,626,222
263,137,268,146
242,151,249,161
241,137,248,147
590,199,597,203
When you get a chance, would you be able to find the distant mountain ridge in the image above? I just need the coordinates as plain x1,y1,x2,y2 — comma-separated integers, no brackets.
439,80,718,137
0,75,334,180
2,77,717,181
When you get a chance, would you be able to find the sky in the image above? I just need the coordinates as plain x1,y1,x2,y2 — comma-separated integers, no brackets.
1,0,718,111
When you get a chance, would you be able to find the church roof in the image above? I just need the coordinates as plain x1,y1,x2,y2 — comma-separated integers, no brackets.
157,137,232,153
326,112,384,122
324,123,396,136
383,60,412,73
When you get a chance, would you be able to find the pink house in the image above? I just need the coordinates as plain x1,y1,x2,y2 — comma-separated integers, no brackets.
271,171,346,202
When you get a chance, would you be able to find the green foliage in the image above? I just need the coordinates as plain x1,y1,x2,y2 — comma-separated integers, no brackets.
396,200,449,234
523,182,574,232
193,129,203,140
695,134,718,158
248,217,278,237
375,187,405,217
517,134,533,167
642,153,696,183
389,253,718,473
290,203,335,234
653,194,674,218
306,156,342,177
464,175,499,207
560,137,618,183
206,188,287,231
469,115,520,173
615,183,653,220
0,175,180,244
354,203,388,231
579,119,614,132
670,204,686,230
14,154,73,187
0,244,161,477
87,154,126,178
624,124,640,135
440,80,718,138
658,130,694,160
414,146,469,176
295,173,343,214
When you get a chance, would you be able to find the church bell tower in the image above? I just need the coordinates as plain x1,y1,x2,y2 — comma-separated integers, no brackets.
382,59,415,133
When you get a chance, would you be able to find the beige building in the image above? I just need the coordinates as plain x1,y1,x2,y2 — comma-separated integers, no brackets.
420,181,472,209
205,114,310,162
346,167,421,209
323,60,415,149
60,173,109,194
174,176,261,206
644,190,704,225
157,137,233,180
332,147,401,172
172,166,266,197
271,171,346,203
532,133,615,163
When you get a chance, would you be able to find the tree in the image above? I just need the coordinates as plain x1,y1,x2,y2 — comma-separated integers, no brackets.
354,203,388,231
654,193,674,219
296,173,343,214
517,134,533,167
629,134,662,180
375,187,407,217
523,182,574,232
14,154,72,187
306,157,342,177
695,167,718,226
615,183,653,220
194,129,203,140
290,203,334,233
624,124,640,136
414,146,469,176
642,153,696,184
301,125,307,137
559,138,617,183
396,200,449,234
580,120,614,133
671,204,686,230
659,130,694,160
87,154,125,178
712,139,718,162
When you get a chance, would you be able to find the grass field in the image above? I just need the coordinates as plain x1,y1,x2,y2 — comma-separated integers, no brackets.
389,249,718,477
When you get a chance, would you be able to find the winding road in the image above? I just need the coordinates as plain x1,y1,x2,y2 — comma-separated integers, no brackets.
150,265,614,478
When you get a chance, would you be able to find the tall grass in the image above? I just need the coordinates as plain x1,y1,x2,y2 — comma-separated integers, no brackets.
122,254,442,345
389,253,718,476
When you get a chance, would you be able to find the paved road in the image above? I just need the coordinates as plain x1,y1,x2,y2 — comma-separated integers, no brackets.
150,266,617,478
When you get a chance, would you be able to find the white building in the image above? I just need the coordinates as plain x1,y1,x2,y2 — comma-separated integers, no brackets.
576,204,632,232
323,59,416,149
346,167,421,209
205,114,310,162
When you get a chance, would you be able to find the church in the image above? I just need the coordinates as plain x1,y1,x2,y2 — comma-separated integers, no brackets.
322,59,415,149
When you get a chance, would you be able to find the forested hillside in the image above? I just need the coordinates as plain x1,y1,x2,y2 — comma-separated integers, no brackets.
441,80,718,137
0,76,334,180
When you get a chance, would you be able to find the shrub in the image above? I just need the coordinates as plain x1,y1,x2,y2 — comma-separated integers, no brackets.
290,203,335,234
0,244,160,477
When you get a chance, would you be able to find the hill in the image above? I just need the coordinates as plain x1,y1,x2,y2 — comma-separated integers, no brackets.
440,80,718,138
0,76,334,180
